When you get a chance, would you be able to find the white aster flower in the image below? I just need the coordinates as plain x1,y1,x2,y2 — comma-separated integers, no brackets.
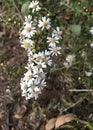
49,44,61,56
47,33,59,47
40,79,46,88
44,50,51,56
33,87,41,100
90,43,93,48
85,71,92,77
36,60,47,69
20,80,28,92
24,15,32,25
29,0,40,12
66,54,75,63
90,27,93,34
38,17,51,30
64,54,75,69
63,62,69,68
33,68,45,78
24,70,35,81
42,56,52,66
25,92,34,100
25,63,36,71
53,27,62,39
21,39,34,49
33,52,45,62
22,23,36,38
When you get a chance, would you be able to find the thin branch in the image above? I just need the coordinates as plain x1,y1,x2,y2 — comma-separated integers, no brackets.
13,0,24,23
69,89,93,92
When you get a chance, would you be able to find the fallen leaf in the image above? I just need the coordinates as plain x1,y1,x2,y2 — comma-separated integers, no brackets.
45,118,56,130
59,124,76,129
55,114,77,129
14,114,23,119
14,105,27,119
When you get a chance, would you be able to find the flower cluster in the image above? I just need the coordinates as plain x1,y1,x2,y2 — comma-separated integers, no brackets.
90,27,93,34
20,0,62,100
63,54,75,69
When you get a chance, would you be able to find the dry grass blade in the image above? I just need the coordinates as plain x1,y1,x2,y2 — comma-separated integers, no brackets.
45,118,57,130
55,114,77,129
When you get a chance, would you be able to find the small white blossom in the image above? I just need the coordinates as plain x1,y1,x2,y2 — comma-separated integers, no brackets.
36,60,47,69
85,71,92,77
33,87,41,100
24,15,32,25
66,54,75,63
22,23,36,38
49,44,61,56
20,80,28,92
53,27,62,39
25,63,36,71
44,50,51,56
64,54,75,68
90,27,93,34
47,33,59,47
33,68,45,79
43,56,52,66
90,43,93,48
63,62,69,68
33,52,45,62
21,39,34,49
29,0,40,12
38,17,51,30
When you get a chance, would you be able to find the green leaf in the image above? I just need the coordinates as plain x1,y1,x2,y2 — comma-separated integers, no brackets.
71,25,81,35
86,122,93,130
21,1,30,16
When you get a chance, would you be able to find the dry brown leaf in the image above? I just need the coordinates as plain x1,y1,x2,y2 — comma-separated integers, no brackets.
55,114,77,129
14,105,27,119
45,118,56,130
14,114,23,119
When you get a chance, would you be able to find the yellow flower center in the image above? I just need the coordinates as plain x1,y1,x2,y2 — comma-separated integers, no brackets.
24,42,30,49
43,21,48,27
36,56,41,61
33,4,37,9
50,38,56,43
53,48,57,52
26,27,31,32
